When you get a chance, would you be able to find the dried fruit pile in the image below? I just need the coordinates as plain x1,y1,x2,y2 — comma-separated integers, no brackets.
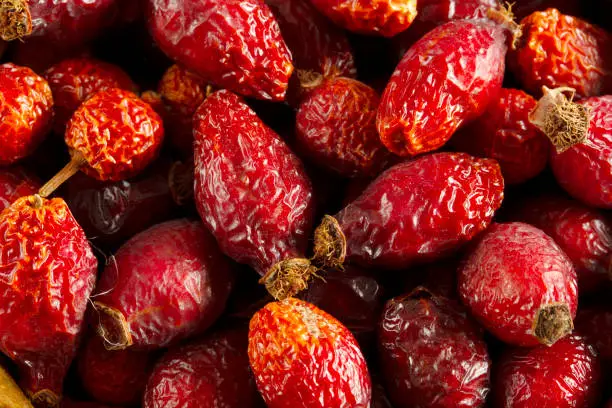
0,0,610,407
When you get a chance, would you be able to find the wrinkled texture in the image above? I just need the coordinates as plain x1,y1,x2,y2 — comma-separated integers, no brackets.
458,222,578,346
248,298,371,407
0,167,39,210
511,8,612,98
0,196,97,399
575,307,612,363
378,20,507,157
147,0,293,101
0,63,53,166
194,90,314,276
378,289,490,408
493,335,601,408
66,88,164,181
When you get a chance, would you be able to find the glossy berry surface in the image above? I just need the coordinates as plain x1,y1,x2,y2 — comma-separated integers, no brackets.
459,222,578,347
0,167,39,210
248,298,371,408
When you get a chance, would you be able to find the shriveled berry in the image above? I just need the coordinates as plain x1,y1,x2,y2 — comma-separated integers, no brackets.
575,307,612,363
0,63,53,166
92,219,233,350
459,222,578,347
379,288,490,408
148,0,293,101
0,167,39,210
248,298,371,407
0,364,33,408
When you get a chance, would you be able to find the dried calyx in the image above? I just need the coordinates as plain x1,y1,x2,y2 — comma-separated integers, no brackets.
297,70,324,92
0,0,31,41
30,389,60,408
487,3,522,49
533,303,573,346
94,302,133,351
260,258,318,300
312,215,347,269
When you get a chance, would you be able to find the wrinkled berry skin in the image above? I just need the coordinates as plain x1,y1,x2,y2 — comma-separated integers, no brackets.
66,88,164,181
459,222,578,347
378,20,507,157
549,95,612,209
144,327,262,408
507,195,612,294
0,63,53,166
0,196,97,401
493,335,601,408
45,58,136,134
511,9,612,98
451,88,549,185
0,167,39,210
248,298,371,408
296,77,391,178
194,90,314,276
308,0,417,37
147,0,293,101
575,307,612,363
379,288,491,408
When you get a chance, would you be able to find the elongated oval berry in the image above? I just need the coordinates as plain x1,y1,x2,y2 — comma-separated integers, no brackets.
0,167,39,210
377,17,511,156
92,219,233,350
148,0,293,101
493,335,601,408
0,195,97,405
194,90,315,300
379,288,490,408
248,298,371,407
459,222,578,347
313,152,504,270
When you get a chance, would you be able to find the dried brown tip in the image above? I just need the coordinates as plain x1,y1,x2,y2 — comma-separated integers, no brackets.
260,258,318,300
487,3,522,49
94,301,133,351
0,0,31,41
168,160,194,205
26,194,43,209
29,389,59,408
312,215,346,269
533,303,573,346
38,152,87,198
529,86,590,153
297,70,324,92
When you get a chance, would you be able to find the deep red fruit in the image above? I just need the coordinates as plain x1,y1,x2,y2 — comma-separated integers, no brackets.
575,307,612,363
377,16,510,156
459,222,578,347
450,88,549,185
0,195,97,405
0,167,39,210
148,0,293,101
295,77,391,178
313,152,504,270
45,58,136,134
379,288,490,408
248,298,371,407
0,63,53,166
493,335,601,408
92,219,233,350
194,90,315,300
144,327,262,408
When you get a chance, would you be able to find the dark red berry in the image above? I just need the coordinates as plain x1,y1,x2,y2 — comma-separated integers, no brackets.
575,307,612,364
0,166,39,211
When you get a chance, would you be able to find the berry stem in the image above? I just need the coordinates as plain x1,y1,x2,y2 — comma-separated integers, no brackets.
38,153,87,198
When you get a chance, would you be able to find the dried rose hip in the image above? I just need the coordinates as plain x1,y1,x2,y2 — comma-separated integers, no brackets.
45,58,136,134
313,152,503,270
0,195,97,405
0,63,53,166
493,335,601,408
0,364,33,408
194,90,315,300
450,88,549,185
575,307,612,363
144,327,263,408
511,8,612,98
459,222,578,347
295,77,391,178
248,298,371,407
379,288,490,408
0,167,39,210
92,219,233,350
148,0,293,101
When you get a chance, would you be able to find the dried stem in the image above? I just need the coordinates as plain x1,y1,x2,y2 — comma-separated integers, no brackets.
38,153,87,198
260,258,318,300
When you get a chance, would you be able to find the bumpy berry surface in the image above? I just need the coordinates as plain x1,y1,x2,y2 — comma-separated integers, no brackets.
575,307,612,363
0,167,39,210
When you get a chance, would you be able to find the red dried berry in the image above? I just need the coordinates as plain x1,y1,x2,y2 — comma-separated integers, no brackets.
0,195,97,405
45,58,136,134
147,0,293,101
493,335,601,408
450,88,549,185
0,63,53,166
92,219,233,350
248,298,371,407
0,167,39,210
295,77,391,178
377,16,511,156
459,222,578,347
144,327,263,408
313,152,504,270
575,307,612,363
511,9,612,98
194,90,315,300
379,288,491,408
